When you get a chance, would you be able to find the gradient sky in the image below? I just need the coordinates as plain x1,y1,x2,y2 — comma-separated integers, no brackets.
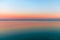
0,0,60,18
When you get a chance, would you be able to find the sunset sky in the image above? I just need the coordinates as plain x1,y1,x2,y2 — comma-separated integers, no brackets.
0,0,60,18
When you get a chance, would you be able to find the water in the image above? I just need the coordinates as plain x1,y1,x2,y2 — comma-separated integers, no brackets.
0,21,60,40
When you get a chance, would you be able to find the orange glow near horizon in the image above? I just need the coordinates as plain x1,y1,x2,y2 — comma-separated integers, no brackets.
0,12,60,18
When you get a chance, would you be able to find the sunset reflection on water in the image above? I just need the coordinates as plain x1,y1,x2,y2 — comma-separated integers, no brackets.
0,21,60,31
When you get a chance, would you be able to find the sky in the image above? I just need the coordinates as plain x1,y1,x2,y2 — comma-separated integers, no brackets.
0,0,60,18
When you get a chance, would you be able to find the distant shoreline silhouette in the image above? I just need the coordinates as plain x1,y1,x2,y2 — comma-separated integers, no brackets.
0,18,60,21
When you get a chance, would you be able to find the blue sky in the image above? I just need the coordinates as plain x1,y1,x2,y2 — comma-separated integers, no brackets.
0,0,60,14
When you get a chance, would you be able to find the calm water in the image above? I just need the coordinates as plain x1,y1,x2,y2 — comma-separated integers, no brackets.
0,21,60,40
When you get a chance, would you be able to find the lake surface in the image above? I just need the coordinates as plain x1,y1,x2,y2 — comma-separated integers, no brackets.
0,21,60,40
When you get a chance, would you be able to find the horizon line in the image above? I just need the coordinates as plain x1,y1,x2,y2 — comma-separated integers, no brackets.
0,18,60,21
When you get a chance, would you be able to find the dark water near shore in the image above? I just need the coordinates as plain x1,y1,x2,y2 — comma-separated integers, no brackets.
1,30,60,40
0,21,60,40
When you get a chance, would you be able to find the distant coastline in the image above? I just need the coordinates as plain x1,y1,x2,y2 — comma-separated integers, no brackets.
0,18,60,21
